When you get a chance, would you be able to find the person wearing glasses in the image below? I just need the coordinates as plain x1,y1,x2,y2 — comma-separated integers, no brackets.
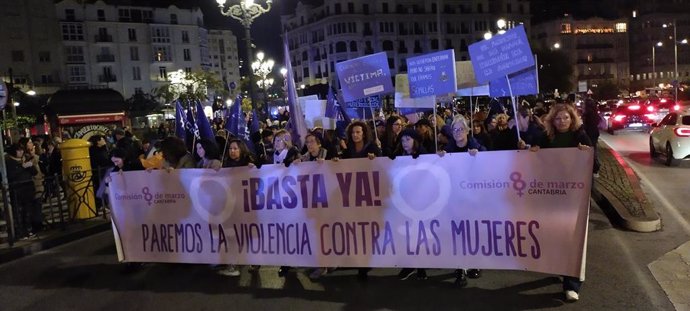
438,116,486,287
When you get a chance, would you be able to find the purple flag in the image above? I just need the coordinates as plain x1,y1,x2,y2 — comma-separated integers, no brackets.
226,95,254,151
283,33,308,148
325,87,338,119
195,101,214,140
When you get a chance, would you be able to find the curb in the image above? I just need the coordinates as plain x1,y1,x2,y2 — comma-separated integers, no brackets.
0,221,112,265
592,142,661,232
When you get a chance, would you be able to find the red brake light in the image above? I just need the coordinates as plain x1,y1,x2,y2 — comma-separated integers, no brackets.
629,105,640,110
647,106,655,112
614,115,626,122
645,113,656,119
660,99,667,103
674,127,690,137
674,105,681,111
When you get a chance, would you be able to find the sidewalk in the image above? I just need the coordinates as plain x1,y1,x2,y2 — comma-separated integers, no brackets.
592,142,661,232
0,218,111,265
0,142,660,264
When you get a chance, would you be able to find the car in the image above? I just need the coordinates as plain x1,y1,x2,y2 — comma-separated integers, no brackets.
607,103,655,134
644,97,681,124
649,109,690,166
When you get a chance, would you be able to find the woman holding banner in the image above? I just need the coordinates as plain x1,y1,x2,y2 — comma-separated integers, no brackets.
223,138,256,168
160,137,195,169
439,116,485,287
381,116,404,157
392,128,431,281
195,138,222,170
335,120,381,281
527,104,591,302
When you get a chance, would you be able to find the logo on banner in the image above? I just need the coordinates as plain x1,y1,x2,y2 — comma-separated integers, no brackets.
113,187,187,206
511,172,586,197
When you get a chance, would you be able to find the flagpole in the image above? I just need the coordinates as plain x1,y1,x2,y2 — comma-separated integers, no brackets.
506,75,521,142
367,97,379,145
433,102,438,152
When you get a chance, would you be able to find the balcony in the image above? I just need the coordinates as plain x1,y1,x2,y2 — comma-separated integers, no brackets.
96,54,115,62
94,34,113,43
98,74,117,83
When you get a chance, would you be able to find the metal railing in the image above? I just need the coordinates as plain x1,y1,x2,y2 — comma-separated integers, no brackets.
0,167,111,247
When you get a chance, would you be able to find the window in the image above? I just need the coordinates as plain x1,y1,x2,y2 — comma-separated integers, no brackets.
65,46,84,62
336,41,347,53
170,14,178,24
65,9,75,21
68,65,86,83
363,4,369,14
507,3,512,13
182,31,190,43
382,40,394,51
431,39,439,50
350,41,358,52
61,23,84,41
348,3,354,13
382,3,389,13
130,46,139,61
143,11,153,23
615,23,627,33
11,50,24,62
39,51,51,62
40,74,53,84
128,28,137,41
561,23,572,34
132,66,141,80
184,67,192,74
97,9,105,21
335,3,342,14
153,46,172,61
302,51,308,61
152,27,171,43
303,67,309,77
682,116,690,126
159,67,168,80
183,49,191,61
118,9,130,22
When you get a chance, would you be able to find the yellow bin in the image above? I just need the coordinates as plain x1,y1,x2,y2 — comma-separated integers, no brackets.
60,139,97,219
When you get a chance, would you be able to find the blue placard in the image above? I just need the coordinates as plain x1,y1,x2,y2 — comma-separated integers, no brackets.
335,52,394,102
468,25,535,84
406,49,457,98
345,95,381,109
489,65,538,97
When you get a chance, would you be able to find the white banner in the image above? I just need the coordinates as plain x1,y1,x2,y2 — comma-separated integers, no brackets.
109,149,592,278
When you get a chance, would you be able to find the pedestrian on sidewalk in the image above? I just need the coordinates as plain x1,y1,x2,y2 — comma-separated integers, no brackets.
581,99,602,177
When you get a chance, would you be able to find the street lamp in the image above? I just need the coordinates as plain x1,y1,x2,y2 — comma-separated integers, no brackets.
663,21,688,103
251,51,274,117
553,43,561,49
652,41,663,89
216,0,272,112
497,19,507,34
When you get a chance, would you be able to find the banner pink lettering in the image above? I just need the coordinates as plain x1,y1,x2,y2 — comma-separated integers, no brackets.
109,149,592,278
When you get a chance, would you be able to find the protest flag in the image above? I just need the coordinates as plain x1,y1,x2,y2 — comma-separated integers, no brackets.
195,101,214,140
283,32,308,149
175,101,187,139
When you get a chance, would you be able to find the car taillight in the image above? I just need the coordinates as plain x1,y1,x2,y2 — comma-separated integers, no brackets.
645,113,656,119
629,105,640,110
674,105,681,111
614,115,626,122
647,106,655,112
674,128,690,137
660,99,667,103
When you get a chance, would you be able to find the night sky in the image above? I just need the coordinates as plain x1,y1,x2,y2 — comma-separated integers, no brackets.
199,0,629,73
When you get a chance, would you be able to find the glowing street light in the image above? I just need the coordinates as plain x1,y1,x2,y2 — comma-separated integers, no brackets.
217,0,272,111
553,43,561,49
483,32,492,40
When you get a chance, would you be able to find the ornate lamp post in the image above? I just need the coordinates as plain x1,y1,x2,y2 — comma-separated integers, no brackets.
251,51,274,117
216,0,272,111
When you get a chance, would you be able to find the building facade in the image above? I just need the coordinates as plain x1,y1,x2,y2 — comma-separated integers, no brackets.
628,0,690,91
532,16,631,92
53,0,234,99
0,0,65,95
281,0,531,88
208,30,241,91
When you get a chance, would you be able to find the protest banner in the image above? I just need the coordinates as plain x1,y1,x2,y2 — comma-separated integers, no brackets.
468,25,535,84
335,52,394,102
406,49,457,98
394,74,436,108
109,149,592,278
489,65,539,97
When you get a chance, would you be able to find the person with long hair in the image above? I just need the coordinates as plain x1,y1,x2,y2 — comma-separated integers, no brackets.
381,116,404,157
195,138,222,170
160,137,195,169
5,143,40,238
528,104,591,302
223,138,256,168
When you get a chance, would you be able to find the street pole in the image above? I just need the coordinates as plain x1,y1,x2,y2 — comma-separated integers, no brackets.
245,25,255,112
674,20,679,103
652,45,656,89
